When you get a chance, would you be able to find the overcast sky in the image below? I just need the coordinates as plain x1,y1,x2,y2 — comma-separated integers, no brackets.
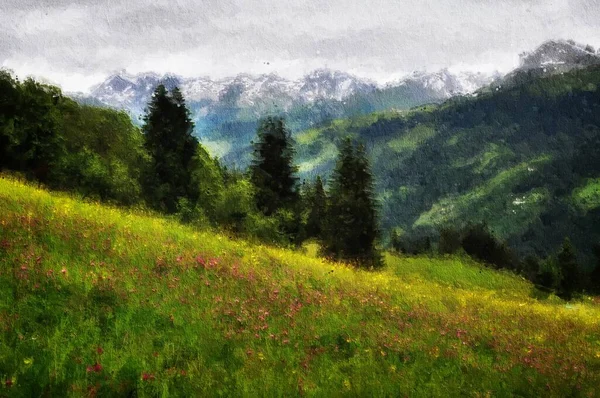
1,0,599,92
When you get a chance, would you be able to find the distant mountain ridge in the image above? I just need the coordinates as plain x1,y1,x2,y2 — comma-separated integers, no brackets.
78,68,496,122
519,39,600,71
70,39,599,168
71,65,498,166
86,69,375,114
72,39,600,125
495,39,600,89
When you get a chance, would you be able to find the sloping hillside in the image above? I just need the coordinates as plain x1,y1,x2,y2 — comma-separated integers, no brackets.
0,176,599,396
296,65,600,264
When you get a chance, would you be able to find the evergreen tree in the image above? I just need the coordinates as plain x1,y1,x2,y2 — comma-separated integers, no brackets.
557,237,580,299
305,176,327,239
0,71,20,170
389,230,401,253
9,78,65,182
249,116,299,216
438,227,462,255
142,85,198,213
324,138,381,268
589,243,600,293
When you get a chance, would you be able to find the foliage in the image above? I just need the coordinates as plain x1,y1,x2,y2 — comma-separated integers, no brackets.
304,176,327,240
520,255,541,282
57,104,148,204
0,75,65,182
460,224,518,270
176,197,210,227
591,244,600,293
0,70,148,205
142,85,199,213
536,258,561,291
206,175,285,245
438,227,462,255
323,138,382,268
390,233,433,256
556,238,581,299
189,144,225,221
249,116,299,216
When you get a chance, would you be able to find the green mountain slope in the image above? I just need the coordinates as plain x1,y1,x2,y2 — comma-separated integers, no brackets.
295,65,600,264
1,177,599,396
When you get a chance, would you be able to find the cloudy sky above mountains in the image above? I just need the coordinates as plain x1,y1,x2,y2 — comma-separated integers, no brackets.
1,0,599,92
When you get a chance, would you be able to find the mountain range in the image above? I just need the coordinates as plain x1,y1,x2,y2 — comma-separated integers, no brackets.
72,39,600,168
80,68,493,121
73,67,498,167
4,38,600,266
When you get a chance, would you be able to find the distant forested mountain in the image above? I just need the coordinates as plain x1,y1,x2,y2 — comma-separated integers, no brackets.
295,53,600,267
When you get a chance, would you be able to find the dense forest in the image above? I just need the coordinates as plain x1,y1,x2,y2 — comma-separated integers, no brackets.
293,65,600,275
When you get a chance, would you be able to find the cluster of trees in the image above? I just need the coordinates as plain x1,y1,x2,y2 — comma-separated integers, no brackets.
0,71,147,204
0,70,380,267
249,117,382,267
391,223,600,299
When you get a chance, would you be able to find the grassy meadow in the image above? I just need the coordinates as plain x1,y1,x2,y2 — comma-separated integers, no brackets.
1,176,599,397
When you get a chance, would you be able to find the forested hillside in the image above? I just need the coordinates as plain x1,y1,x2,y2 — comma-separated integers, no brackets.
0,70,147,205
295,65,600,266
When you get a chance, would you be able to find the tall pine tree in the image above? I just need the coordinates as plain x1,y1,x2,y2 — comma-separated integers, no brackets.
324,138,381,268
557,237,580,299
13,79,65,183
143,84,198,213
249,116,299,216
305,175,327,239
591,243,600,293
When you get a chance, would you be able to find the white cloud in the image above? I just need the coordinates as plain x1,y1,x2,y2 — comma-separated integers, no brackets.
20,5,88,34
0,0,599,92
2,56,105,92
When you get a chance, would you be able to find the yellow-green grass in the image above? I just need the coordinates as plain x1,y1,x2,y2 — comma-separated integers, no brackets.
387,124,437,154
297,141,337,174
572,178,600,212
1,176,599,397
451,143,514,174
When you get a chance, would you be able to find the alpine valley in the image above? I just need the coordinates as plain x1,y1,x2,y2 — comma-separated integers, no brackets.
74,39,600,265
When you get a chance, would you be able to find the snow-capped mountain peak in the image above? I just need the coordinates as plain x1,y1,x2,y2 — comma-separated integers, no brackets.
518,39,600,71
81,67,499,123
388,68,498,99
298,69,376,102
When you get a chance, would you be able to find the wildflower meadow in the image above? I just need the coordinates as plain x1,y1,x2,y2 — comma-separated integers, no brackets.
0,176,599,397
